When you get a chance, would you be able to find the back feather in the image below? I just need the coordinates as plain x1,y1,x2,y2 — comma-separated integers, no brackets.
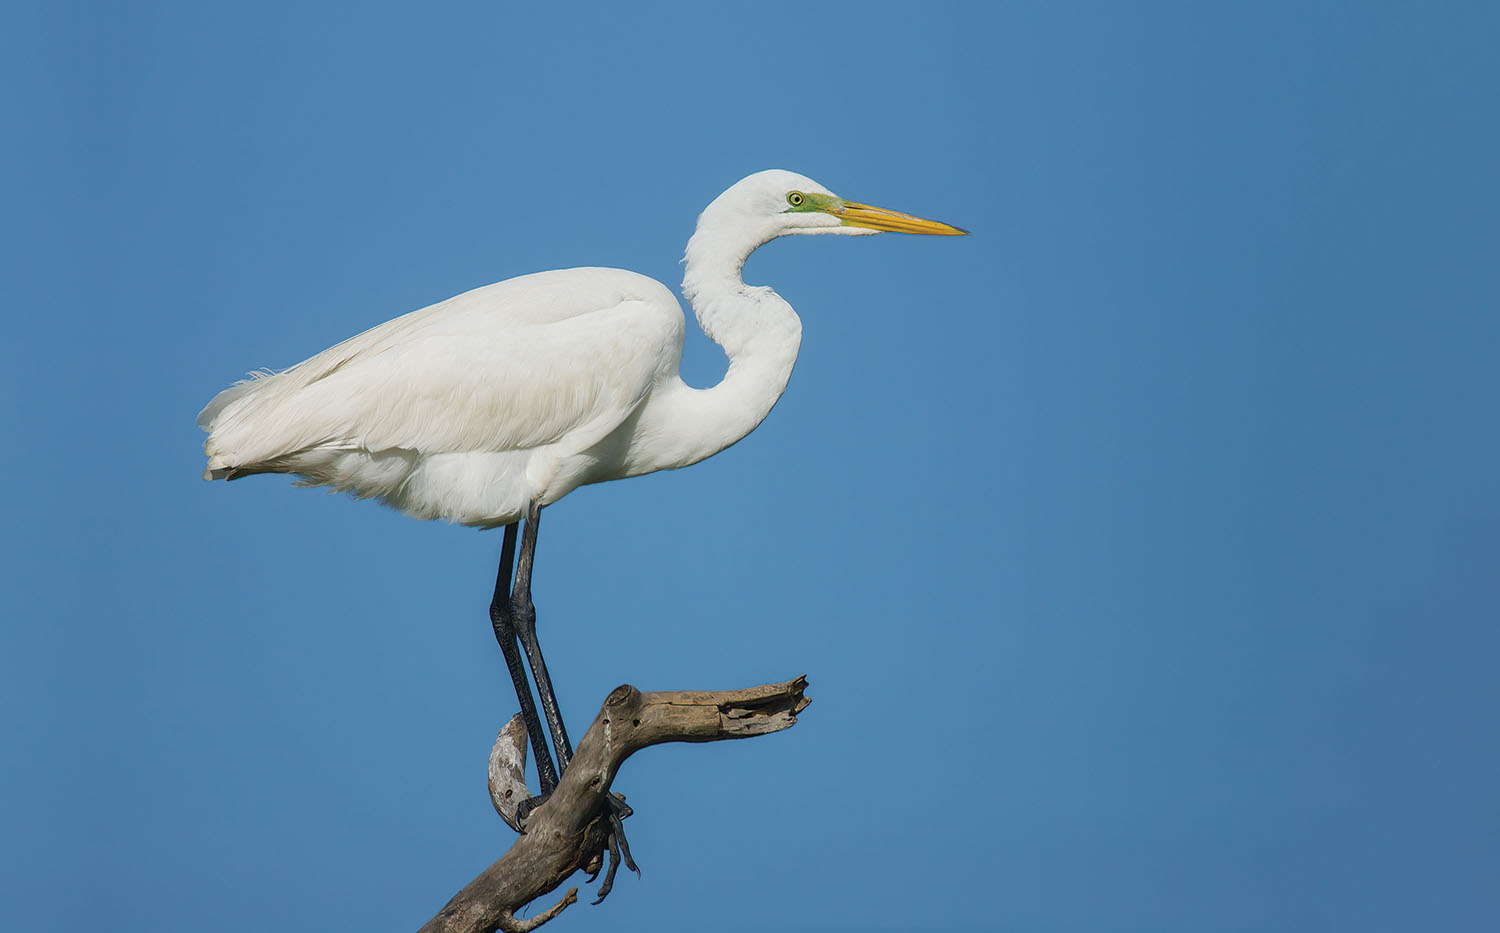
199,268,684,480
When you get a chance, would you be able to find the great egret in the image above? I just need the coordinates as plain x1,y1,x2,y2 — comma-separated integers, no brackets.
198,169,965,890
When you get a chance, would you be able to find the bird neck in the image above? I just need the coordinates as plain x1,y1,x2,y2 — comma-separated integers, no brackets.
633,225,802,472
682,223,801,359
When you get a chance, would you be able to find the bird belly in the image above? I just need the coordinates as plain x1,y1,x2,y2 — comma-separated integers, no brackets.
282,446,542,529
391,449,543,528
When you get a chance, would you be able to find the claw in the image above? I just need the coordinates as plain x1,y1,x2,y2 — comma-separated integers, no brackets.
515,792,548,831
608,794,639,875
590,792,639,904
592,824,623,904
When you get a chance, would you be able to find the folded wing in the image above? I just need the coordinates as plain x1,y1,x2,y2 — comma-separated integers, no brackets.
201,268,684,476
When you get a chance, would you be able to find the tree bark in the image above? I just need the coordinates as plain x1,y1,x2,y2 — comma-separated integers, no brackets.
419,676,810,933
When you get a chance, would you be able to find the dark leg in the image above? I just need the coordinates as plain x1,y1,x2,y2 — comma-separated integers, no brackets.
489,522,560,795
511,502,575,771
504,503,639,898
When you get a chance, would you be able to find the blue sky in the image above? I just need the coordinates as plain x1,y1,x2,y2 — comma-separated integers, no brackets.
5,2,1498,931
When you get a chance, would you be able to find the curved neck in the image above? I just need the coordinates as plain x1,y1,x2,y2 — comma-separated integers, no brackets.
681,222,798,361
626,224,802,474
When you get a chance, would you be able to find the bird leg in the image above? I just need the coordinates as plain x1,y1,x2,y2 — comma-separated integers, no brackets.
509,503,638,901
511,503,575,773
489,522,560,796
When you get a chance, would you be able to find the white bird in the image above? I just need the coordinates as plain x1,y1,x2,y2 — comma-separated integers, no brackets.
198,169,964,893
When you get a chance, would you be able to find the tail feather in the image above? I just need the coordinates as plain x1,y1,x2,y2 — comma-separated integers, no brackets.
196,370,275,431
200,370,283,481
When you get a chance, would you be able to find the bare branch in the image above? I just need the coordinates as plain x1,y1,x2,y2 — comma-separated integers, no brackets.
499,887,577,933
418,676,810,933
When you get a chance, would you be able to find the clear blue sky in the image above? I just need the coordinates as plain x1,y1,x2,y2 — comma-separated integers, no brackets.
5,2,1498,931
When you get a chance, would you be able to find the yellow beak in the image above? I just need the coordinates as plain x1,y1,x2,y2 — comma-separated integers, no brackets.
835,200,969,236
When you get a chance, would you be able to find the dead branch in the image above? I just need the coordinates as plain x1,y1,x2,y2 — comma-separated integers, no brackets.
418,676,811,933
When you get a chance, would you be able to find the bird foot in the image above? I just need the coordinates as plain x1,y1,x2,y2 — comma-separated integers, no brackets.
513,788,637,902
588,792,638,904
514,793,546,829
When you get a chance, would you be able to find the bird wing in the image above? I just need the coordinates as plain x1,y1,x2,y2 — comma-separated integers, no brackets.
202,268,684,470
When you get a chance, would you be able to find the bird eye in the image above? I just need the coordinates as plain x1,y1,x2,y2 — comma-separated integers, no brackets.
786,191,805,207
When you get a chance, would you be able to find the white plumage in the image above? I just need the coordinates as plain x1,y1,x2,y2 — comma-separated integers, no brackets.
199,169,964,527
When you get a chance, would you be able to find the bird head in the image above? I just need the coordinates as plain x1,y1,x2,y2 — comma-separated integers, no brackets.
697,169,968,244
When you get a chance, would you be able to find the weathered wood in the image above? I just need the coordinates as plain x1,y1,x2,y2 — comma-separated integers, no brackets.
487,714,530,833
419,676,810,933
